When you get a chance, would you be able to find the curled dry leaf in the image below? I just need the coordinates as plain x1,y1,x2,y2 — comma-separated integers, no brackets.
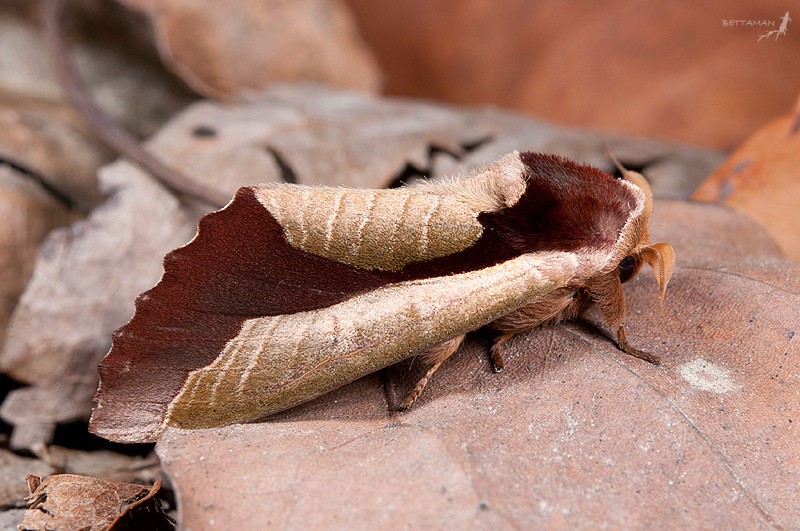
19,474,171,531
157,200,799,529
432,111,724,200
0,446,159,521
119,0,381,99
692,101,800,260
164,85,722,192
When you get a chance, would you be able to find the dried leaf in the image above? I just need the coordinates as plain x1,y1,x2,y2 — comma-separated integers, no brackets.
42,447,162,486
0,5,193,138
0,102,108,210
692,102,800,259
157,200,799,528
347,0,800,149
0,161,197,443
0,8,63,103
0,509,27,530
120,0,381,99
18,474,171,531
0,166,74,352
0,449,54,509
0,447,159,528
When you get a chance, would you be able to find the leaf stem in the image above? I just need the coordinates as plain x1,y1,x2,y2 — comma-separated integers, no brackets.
40,0,228,208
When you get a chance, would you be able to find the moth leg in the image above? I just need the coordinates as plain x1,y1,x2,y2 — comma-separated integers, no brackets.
399,335,465,411
589,272,660,365
617,325,660,365
489,288,589,372
489,334,511,372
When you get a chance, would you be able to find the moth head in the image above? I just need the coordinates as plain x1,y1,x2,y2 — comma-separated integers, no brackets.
610,156,676,305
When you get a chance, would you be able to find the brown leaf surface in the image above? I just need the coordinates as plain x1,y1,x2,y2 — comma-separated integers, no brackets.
0,3,194,138
692,101,800,260
0,446,161,528
347,0,800,150
157,200,799,529
0,161,197,446
0,100,108,210
41,446,163,486
0,86,720,450
0,449,54,510
120,0,381,99
18,474,170,531
0,167,74,353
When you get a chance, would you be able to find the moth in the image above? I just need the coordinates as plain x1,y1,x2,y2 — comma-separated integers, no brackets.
89,151,675,443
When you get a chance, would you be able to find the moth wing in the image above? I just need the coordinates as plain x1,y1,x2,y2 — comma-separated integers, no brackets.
252,151,530,271
90,187,394,442
253,183,486,271
89,185,577,442
158,250,578,435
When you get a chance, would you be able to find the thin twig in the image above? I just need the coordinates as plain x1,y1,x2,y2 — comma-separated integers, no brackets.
40,0,229,208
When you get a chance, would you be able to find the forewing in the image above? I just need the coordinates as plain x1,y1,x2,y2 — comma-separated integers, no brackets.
90,186,577,442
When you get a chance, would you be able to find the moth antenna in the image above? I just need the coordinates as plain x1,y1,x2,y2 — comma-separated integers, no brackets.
606,149,627,176
607,151,654,224
640,243,675,306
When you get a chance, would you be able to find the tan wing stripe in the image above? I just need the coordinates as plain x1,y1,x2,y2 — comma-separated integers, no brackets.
162,252,578,431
